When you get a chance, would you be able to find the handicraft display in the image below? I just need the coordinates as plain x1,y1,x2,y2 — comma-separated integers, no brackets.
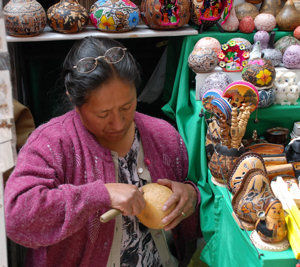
4,0,47,37
140,0,190,30
217,40,250,72
90,0,140,32
47,0,89,33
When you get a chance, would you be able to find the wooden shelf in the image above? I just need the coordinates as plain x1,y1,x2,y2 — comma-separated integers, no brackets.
6,25,198,42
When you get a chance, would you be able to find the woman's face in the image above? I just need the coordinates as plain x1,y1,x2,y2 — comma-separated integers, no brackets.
77,77,137,146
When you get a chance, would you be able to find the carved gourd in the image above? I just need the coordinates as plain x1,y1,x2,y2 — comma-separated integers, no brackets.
276,0,300,31
259,0,282,16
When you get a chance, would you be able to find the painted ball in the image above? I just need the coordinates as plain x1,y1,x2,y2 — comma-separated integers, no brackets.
254,13,276,32
194,37,222,55
188,48,218,73
254,31,270,50
239,16,255,33
283,45,300,69
294,26,300,40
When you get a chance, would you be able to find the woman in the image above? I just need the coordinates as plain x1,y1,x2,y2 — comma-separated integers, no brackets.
5,37,200,267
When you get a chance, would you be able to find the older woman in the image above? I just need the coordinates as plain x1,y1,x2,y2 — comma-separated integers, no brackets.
4,37,200,267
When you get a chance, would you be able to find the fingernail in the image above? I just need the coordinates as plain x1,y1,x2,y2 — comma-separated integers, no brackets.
162,205,167,211
162,219,167,224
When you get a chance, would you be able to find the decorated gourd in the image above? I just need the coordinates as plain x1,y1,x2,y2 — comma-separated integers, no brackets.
275,35,300,54
140,0,190,30
262,32,282,67
254,13,276,32
283,45,300,69
188,47,218,73
90,0,139,32
235,2,259,21
194,36,222,54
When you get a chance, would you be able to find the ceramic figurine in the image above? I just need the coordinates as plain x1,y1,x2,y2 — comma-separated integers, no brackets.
199,72,232,99
239,16,255,33
190,0,231,31
254,31,270,50
188,47,218,73
228,152,266,194
254,13,276,32
4,0,47,37
194,37,222,55
141,0,190,30
259,0,282,16
235,2,259,21
90,0,139,32
274,70,299,105
258,87,276,108
47,0,89,33
262,32,283,67
294,26,300,40
218,40,250,72
283,45,300,69
255,198,287,243
232,168,274,230
221,6,239,32
276,0,300,31
275,35,300,54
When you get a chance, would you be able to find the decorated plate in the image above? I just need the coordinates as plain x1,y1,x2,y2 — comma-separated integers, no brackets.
202,89,223,112
223,81,259,112
210,97,232,121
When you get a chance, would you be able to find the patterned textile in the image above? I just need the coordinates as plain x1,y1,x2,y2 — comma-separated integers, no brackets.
119,129,162,267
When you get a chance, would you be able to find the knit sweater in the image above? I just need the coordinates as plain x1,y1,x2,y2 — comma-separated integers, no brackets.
4,110,200,267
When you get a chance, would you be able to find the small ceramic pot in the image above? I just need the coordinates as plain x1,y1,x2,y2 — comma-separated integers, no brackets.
194,37,221,55
275,35,300,54
4,0,47,37
254,13,276,32
188,47,218,73
258,87,276,108
90,0,139,32
242,58,276,89
283,45,300,69
141,0,190,30
47,0,89,33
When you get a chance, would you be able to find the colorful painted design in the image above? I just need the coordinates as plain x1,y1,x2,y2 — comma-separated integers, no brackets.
202,89,223,111
4,0,46,37
218,41,250,72
188,47,218,73
90,0,139,32
210,97,232,121
47,0,89,33
223,80,259,112
141,0,190,30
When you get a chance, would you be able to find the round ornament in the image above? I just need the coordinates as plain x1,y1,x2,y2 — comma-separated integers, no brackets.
47,0,89,33
194,37,222,55
254,31,270,50
4,0,47,37
188,47,218,73
258,87,276,108
254,13,276,32
223,80,259,112
239,16,255,33
294,26,300,40
90,0,139,32
199,72,233,100
275,35,300,54
202,89,223,111
218,40,250,72
141,0,190,30
283,45,300,69
242,58,276,89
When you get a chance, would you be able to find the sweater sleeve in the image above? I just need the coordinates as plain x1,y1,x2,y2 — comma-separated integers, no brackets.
4,130,111,249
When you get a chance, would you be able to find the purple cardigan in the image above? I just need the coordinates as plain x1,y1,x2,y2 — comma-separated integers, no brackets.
5,110,200,267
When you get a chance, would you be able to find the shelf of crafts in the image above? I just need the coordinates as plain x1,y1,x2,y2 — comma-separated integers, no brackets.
6,25,199,42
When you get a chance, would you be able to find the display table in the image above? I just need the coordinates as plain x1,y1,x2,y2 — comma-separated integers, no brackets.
162,29,299,266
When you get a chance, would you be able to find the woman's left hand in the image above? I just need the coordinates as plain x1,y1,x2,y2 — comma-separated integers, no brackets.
157,179,197,231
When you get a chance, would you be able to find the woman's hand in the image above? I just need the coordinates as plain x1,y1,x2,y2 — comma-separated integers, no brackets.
104,183,145,216
157,179,197,231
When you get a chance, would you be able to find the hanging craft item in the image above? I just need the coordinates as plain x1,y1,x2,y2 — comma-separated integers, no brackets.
217,40,250,72
47,0,89,33
188,47,218,73
90,0,140,32
190,0,232,31
232,168,274,230
222,80,259,112
228,152,266,194
140,0,190,30
4,0,47,37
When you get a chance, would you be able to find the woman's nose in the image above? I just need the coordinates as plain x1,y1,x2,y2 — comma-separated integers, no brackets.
110,111,125,130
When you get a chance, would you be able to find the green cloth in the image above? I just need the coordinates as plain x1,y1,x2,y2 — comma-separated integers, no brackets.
162,30,299,266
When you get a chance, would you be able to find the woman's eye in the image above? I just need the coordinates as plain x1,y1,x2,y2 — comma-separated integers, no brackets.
121,105,131,111
97,113,108,118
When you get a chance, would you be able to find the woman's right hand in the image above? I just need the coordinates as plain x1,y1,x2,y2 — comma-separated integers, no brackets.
104,183,145,216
